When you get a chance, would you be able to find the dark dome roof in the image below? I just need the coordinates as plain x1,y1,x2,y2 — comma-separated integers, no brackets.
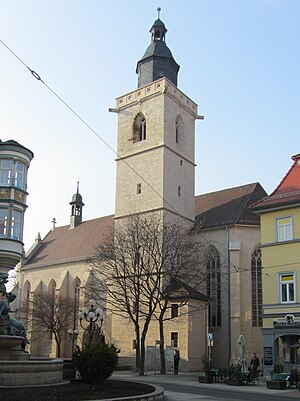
151,18,166,29
139,40,175,63
71,192,82,203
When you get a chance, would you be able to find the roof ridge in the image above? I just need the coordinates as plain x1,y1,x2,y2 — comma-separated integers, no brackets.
196,182,258,198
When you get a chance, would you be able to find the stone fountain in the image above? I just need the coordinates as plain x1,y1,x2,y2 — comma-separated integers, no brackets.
0,273,64,386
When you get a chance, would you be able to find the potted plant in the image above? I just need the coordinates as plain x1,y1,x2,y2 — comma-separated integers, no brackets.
271,363,284,380
198,356,214,383
225,364,243,386
267,364,286,390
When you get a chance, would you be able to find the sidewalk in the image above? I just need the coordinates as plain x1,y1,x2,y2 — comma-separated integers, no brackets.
112,370,300,396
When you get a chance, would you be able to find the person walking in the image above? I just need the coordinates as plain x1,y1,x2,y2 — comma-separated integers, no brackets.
250,353,260,371
174,348,180,375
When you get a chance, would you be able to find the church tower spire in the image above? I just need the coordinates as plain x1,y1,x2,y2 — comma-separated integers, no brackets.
69,181,84,229
114,12,199,225
136,8,180,88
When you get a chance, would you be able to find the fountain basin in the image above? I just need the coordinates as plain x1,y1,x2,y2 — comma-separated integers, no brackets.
0,335,29,361
0,358,64,386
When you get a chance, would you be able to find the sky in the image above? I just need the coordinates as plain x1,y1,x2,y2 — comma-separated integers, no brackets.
0,0,299,251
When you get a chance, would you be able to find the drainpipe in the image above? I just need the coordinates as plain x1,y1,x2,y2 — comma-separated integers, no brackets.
226,226,231,365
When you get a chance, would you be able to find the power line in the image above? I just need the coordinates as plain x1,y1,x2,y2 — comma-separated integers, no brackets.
1,38,242,274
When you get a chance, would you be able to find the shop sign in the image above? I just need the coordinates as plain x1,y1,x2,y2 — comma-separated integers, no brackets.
273,314,300,328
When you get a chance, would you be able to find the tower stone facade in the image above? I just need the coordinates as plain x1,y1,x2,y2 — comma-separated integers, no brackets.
115,15,199,226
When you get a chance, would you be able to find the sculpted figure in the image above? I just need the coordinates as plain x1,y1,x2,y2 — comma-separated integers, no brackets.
0,290,29,349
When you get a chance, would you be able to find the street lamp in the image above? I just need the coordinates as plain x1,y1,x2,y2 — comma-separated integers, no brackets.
67,329,79,351
78,299,103,344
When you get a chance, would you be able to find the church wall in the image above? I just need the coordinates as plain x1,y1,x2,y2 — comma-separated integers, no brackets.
194,225,262,369
110,301,204,371
17,260,104,357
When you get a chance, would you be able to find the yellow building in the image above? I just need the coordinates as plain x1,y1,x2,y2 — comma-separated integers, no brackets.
253,153,300,374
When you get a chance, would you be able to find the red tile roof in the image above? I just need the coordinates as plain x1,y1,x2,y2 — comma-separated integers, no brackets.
252,154,300,211
23,215,114,267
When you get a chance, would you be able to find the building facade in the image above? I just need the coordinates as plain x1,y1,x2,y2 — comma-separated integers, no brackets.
0,139,33,291
253,153,300,375
15,14,267,371
194,183,267,368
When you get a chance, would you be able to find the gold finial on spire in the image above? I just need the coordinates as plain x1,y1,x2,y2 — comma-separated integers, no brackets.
157,7,161,19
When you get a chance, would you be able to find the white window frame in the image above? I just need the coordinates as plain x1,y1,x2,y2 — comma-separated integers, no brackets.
0,159,12,186
11,209,22,240
276,216,293,242
15,161,25,189
0,208,8,237
279,272,296,304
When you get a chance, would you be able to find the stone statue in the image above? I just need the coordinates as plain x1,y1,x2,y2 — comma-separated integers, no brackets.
0,289,29,350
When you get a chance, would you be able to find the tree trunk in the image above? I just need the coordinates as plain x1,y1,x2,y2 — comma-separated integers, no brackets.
159,317,166,374
139,331,146,376
135,325,141,371
56,341,61,357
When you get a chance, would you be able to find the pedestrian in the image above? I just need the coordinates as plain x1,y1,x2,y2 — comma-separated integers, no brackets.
174,348,180,375
250,353,260,371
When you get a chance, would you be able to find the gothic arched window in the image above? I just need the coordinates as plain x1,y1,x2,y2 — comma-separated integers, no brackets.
206,247,221,327
175,115,183,144
133,113,146,143
251,247,262,327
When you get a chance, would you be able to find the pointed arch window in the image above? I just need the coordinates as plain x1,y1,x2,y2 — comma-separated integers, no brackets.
133,113,146,143
206,247,221,327
251,247,262,327
175,115,183,144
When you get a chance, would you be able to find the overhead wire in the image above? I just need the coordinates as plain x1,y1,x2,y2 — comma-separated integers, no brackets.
1,38,252,276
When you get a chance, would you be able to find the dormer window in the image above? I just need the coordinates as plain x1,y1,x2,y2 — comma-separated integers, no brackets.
133,113,147,143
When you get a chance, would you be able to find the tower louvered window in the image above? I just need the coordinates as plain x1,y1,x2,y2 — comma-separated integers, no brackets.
133,113,146,143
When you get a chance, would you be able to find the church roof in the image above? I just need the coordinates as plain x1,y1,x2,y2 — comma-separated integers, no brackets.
165,278,209,302
252,154,300,211
195,182,267,230
22,215,114,268
22,183,266,268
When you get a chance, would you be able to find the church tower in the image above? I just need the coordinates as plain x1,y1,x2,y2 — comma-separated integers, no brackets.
114,10,201,225
69,182,84,229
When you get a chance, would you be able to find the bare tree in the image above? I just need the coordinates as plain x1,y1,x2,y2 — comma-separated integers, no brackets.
89,214,207,375
22,292,74,357
150,225,208,373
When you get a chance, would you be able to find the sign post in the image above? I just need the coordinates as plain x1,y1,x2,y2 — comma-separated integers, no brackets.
207,333,214,363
